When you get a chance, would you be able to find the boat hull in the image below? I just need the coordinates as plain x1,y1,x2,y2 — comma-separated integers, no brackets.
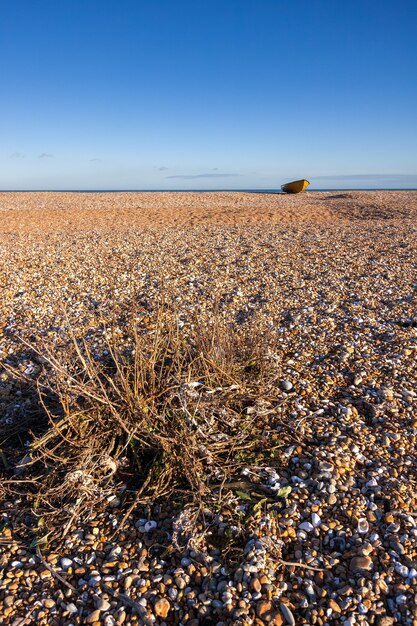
281,179,310,194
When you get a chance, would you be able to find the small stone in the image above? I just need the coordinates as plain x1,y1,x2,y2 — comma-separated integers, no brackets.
377,578,389,594
251,578,262,593
175,576,186,589
329,599,341,613
396,594,407,605
350,556,373,571
60,557,73,570
43,599,55,609
357,518,369,534
124,575,133,590
299,521,314,532
87,610,101,623
257,600,274,620
96,597,111,611
272,613,284,626
279,603,295,626
154,597,170,618
311,513,321,527
394,563,409,578
281,380,293,391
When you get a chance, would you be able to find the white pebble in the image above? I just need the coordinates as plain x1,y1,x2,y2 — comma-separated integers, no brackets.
311,513,321,527
305,584,315,597
168,588,178,600
394,563,409,578
60,557,73,570
299,521,314,532
357,518,369,534
144,520,157,532
396,594,407,605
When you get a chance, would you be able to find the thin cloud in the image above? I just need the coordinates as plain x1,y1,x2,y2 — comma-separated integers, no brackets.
39,153,53,159
314,174,416,180
166,173,241,180
159,166,169,171
10,152,24,159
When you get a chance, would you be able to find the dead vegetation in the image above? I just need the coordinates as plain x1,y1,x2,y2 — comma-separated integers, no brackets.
2,310,289,538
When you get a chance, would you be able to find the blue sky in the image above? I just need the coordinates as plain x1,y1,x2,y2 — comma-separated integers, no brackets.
1,0,416,190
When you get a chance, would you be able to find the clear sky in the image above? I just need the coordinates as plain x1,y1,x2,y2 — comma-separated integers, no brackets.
1,0,416,190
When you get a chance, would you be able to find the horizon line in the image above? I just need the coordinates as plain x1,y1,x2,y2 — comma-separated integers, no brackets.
1,187,417,193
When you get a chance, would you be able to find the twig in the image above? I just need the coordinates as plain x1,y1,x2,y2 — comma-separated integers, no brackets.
279,558,326,572
36,546,78,594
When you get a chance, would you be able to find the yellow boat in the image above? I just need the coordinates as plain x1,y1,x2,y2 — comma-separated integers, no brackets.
281,179,310,193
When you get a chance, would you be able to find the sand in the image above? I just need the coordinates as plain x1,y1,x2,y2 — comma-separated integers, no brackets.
1,190,417,234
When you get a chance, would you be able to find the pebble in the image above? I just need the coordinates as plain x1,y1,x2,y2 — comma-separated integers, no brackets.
154,597,171,618
87,609,101,623
42,599,55,609
350,556,373,571
279,603,295,626
357,518,369,534
311,512,321,527
96,597,111,611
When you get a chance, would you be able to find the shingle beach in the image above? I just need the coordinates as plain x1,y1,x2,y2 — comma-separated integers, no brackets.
1,191,417,626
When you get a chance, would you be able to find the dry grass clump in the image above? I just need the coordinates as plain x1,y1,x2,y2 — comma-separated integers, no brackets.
6,312,283,534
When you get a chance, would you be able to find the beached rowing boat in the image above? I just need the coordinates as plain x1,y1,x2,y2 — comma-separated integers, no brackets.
281,179,310,193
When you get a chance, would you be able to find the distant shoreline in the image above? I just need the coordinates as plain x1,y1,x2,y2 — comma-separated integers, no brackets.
1,188,417,193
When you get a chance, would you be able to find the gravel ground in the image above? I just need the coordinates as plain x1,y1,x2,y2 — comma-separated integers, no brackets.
1,192,417,625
